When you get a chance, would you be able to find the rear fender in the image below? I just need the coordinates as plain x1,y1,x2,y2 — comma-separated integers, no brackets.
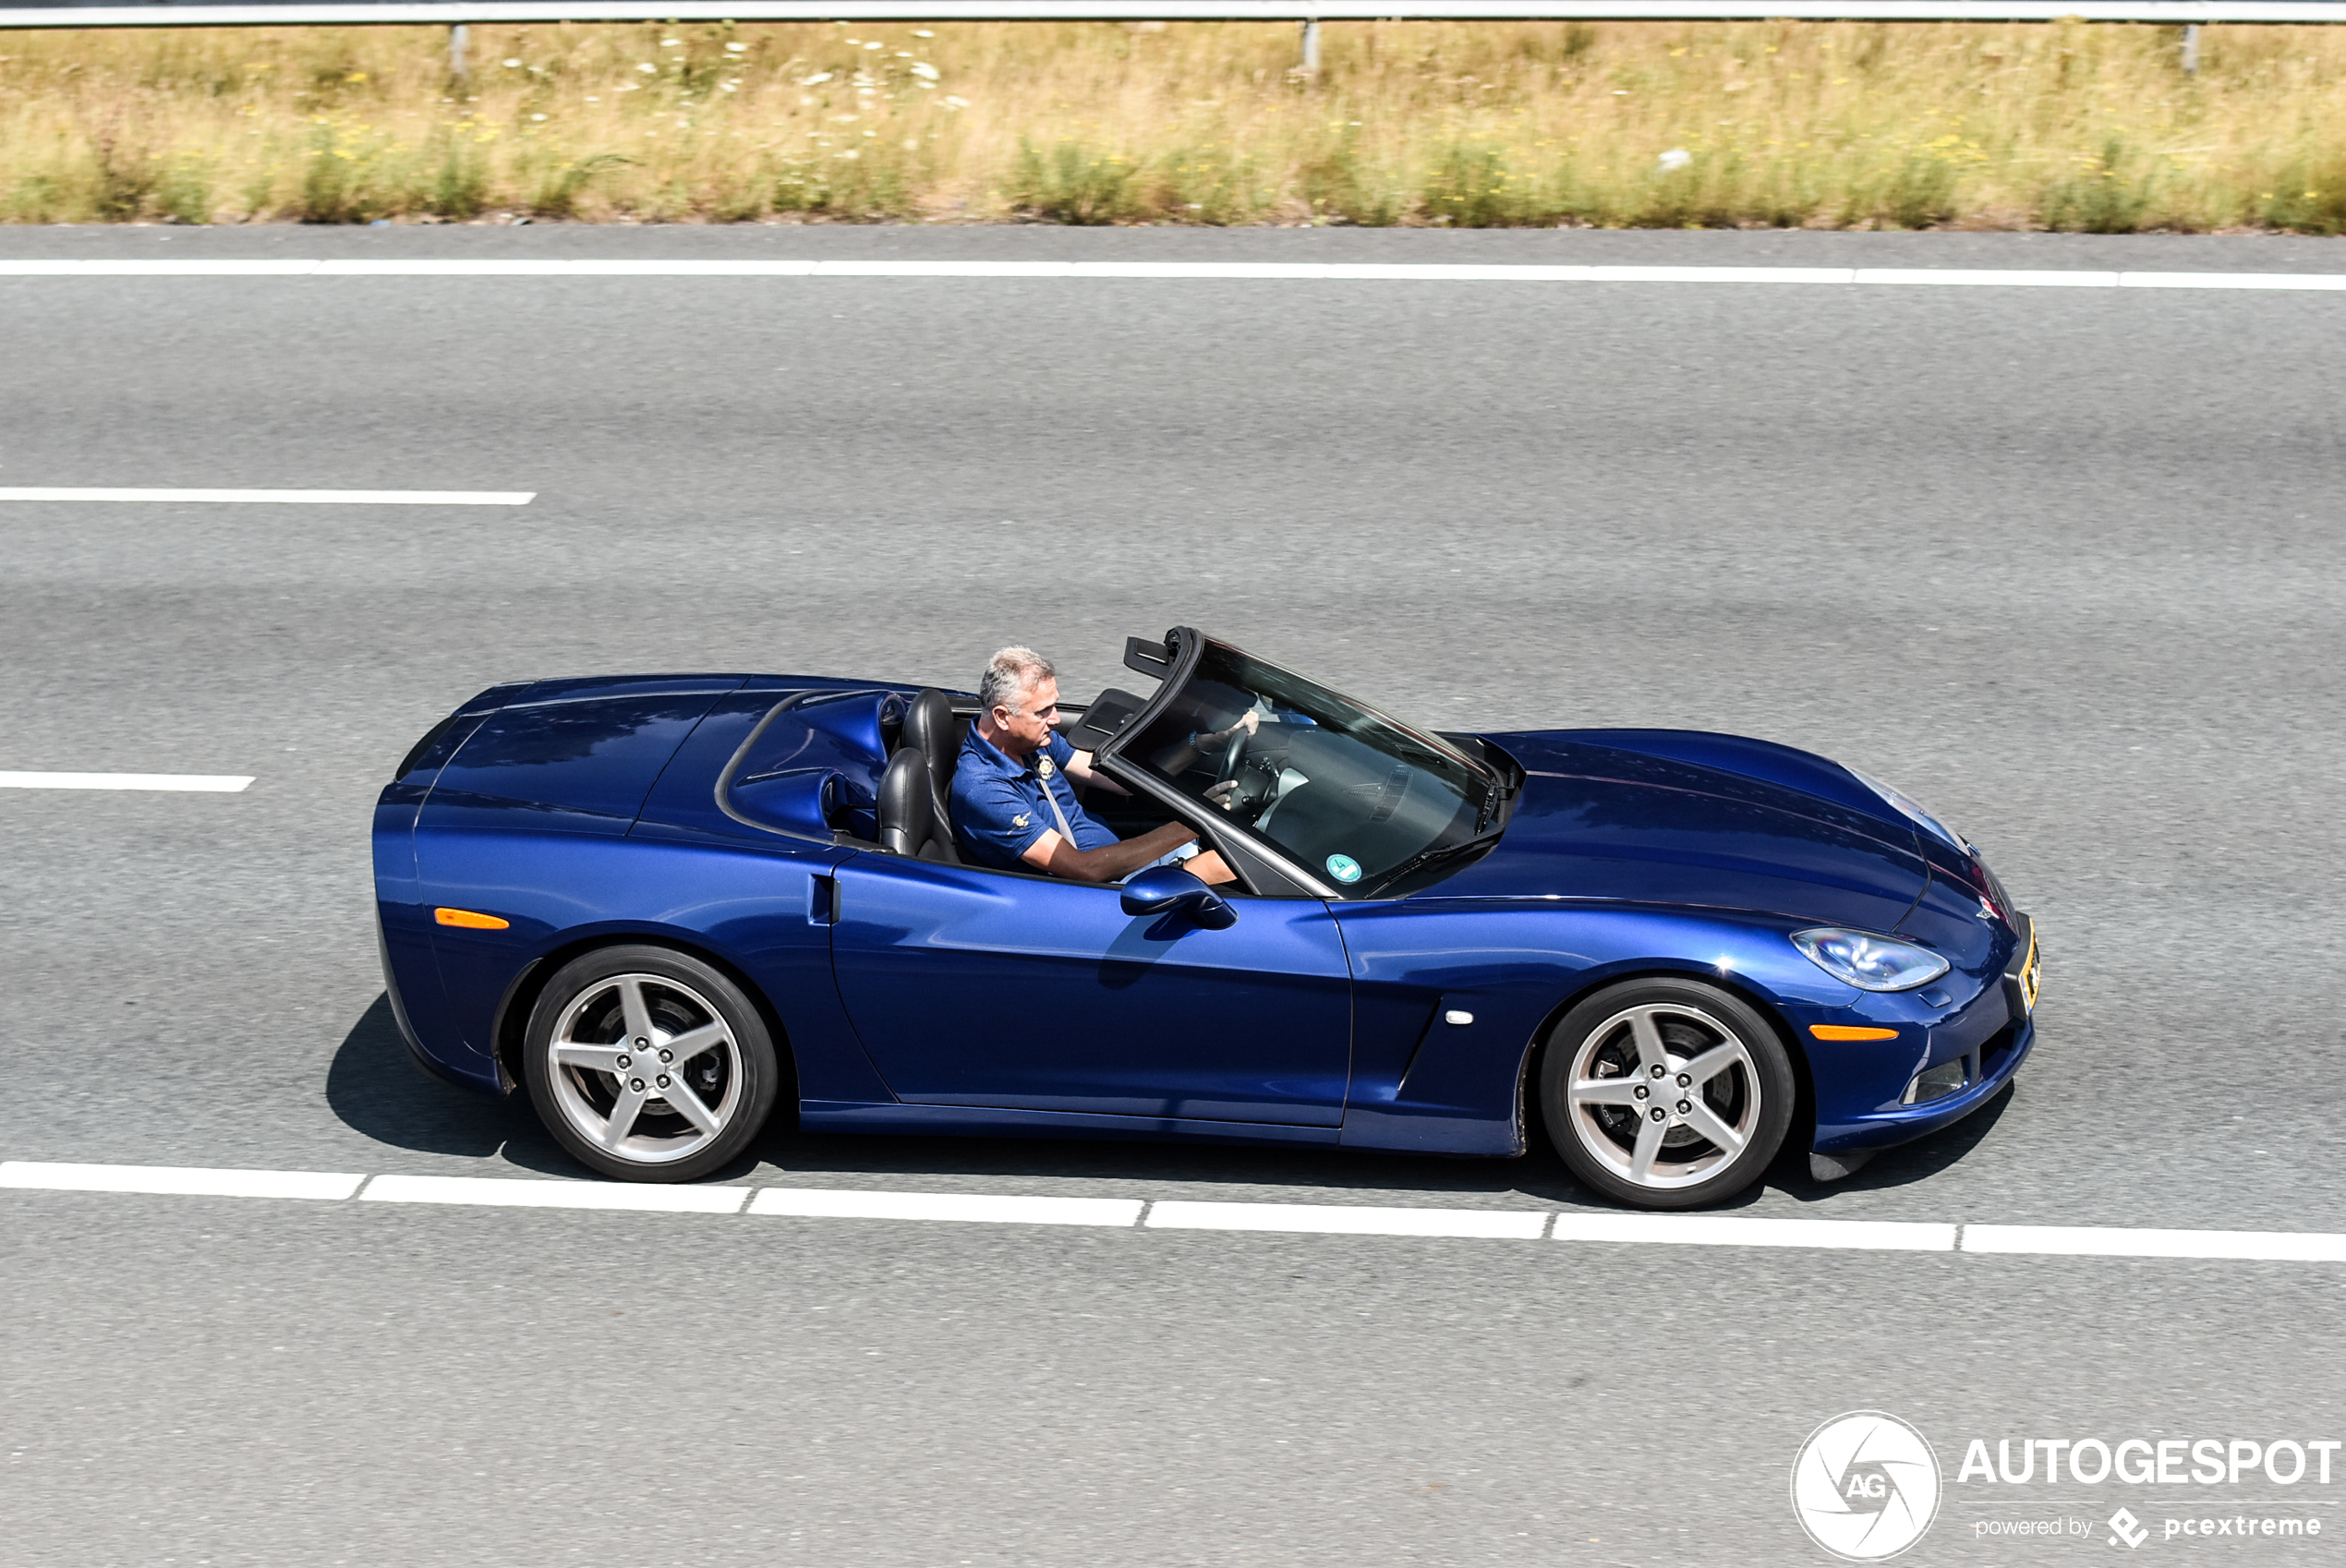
416,828,890,1107
490,934,800,1122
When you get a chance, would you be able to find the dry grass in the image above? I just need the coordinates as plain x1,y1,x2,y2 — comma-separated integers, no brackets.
3,19,2344,229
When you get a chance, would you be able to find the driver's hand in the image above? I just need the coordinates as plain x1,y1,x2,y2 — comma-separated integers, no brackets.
1205,711,1261,748
1203,779,1240,811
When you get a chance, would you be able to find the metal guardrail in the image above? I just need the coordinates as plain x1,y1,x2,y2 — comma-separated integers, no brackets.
4,0,2332,85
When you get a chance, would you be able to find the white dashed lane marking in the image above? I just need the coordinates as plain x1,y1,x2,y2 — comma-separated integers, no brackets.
2,259,2343,291
1548,1212,1956,1251
0,772,254,791
0,1163,361,1200
5,1161,2345,1262
0,488,533,504
1964,1224,2346,1263
360,1173,750,1213
749,1188,1143,1226
1148,1200,1547,1239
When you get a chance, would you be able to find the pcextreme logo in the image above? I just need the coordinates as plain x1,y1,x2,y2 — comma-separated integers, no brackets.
1791,1411,1944,1562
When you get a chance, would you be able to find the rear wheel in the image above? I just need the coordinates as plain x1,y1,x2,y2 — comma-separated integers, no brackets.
523,945,780,1183
1540,979,1794,1210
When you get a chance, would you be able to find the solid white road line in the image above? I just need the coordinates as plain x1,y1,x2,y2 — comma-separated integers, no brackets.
0,1161,362,1200
748,1188,1143,1226
1,259,2343,291
1147,1200,1550,1239
1551,1212,1958,1250
0,488,533,505
1963,1224,2346,1263
359,1173,750,1213
0,771,254,792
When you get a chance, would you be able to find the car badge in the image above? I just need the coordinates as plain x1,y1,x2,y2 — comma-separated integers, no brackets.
1012,813,1031,830
1325,853,1362,884
1036,755,1056,778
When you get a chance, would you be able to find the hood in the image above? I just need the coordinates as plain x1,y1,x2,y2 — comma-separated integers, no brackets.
1426,730,1929,930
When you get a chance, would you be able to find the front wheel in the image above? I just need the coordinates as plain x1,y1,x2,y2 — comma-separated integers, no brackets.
523,945,780,1183
1539,979,1794,1210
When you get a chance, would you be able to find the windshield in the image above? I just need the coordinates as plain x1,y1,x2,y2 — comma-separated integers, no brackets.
1124,639,1497,891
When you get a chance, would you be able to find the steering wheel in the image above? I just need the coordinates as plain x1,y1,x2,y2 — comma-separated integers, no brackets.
1215,723,1252,785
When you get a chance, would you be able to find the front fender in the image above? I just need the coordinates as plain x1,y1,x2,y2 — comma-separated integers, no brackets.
1328,898,1851,1156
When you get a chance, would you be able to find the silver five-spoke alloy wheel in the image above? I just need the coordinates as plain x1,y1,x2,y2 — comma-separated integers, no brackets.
1540,979,1795,1209
523,944,782,1183
1566,1003,1759,1190
547,972,741,1164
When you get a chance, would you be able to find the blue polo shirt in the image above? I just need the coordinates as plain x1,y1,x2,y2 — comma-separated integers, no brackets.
950,726,1119,872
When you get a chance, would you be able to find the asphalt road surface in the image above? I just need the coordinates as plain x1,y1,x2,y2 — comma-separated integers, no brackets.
4,226,2343,1566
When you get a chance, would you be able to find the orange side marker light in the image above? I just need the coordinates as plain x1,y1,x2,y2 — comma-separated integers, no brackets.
434,907,511,930
1809,1024,1900,1042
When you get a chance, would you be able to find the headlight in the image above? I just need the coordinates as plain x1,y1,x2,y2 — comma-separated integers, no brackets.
1844,766,1966,852
1792,927,1951,992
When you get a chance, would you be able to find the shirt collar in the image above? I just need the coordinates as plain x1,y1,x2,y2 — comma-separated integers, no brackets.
961,723,1041,781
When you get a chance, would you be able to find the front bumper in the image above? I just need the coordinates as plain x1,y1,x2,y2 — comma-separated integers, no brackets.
1815,1013,2035,1154
1805,912,2038,1155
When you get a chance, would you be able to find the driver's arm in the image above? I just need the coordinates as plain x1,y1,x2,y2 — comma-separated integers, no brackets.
1022,825,1238,886
1149,709,1260,776
1063,750,1130,797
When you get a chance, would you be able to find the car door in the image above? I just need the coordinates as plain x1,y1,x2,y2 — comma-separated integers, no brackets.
827,854,1352,1125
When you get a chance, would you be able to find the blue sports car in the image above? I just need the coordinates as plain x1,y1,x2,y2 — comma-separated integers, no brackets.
374,627,2038,1210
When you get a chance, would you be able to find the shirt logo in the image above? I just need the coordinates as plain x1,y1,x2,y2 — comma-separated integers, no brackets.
1036,755,1056,778
1012,814,1031,829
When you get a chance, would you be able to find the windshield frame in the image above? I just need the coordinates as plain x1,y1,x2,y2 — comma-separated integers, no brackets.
1092,628,1505,899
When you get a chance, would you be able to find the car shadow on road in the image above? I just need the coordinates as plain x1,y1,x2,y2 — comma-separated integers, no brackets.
324,995,573,1173
756,1084,2022,1210
756,1118,1590,1204
1757,1080,2019,1207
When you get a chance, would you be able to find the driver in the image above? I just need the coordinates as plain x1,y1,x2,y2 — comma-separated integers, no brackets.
950,646,1242,886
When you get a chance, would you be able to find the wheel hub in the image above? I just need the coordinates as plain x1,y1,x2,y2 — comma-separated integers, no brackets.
545,972,740,1165
1562,1003,1759,1191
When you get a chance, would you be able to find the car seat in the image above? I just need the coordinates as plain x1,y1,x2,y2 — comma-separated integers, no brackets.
901,688,964,839
877,747,958,862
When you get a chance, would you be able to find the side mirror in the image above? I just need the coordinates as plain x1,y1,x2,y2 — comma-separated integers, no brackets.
1120,863,1238,931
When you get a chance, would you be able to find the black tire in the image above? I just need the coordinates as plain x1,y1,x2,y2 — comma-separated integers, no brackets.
1539,978,1795,1210
522,944,780,1183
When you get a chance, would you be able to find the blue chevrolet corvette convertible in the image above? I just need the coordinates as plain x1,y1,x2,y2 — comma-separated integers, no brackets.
374,626,2038,1210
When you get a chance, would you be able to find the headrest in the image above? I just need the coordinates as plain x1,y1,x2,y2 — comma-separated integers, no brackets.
902,688,958,766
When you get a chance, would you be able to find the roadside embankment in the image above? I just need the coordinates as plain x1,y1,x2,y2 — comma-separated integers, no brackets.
4,19,2342,229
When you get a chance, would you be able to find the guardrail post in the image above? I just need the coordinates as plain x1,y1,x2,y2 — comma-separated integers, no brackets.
450,21,469,78
2181,21,2200,74
1299,16,1321,73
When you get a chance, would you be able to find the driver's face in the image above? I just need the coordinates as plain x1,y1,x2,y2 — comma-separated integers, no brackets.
993,676,1060,756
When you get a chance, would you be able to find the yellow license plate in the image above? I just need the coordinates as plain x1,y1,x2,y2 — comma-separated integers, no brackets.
2016,924,2041,1014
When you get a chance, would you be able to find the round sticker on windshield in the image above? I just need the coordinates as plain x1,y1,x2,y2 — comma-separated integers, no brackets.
1325,853,1362,885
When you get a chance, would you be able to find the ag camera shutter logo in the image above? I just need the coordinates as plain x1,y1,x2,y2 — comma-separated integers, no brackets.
1791,1411,1942,1561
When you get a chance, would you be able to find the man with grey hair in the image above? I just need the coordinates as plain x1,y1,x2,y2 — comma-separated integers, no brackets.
949,645,1240,885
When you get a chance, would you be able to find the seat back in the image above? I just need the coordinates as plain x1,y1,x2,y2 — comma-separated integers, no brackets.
877,749,932,858
901,687,963,836
877,745,959,862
